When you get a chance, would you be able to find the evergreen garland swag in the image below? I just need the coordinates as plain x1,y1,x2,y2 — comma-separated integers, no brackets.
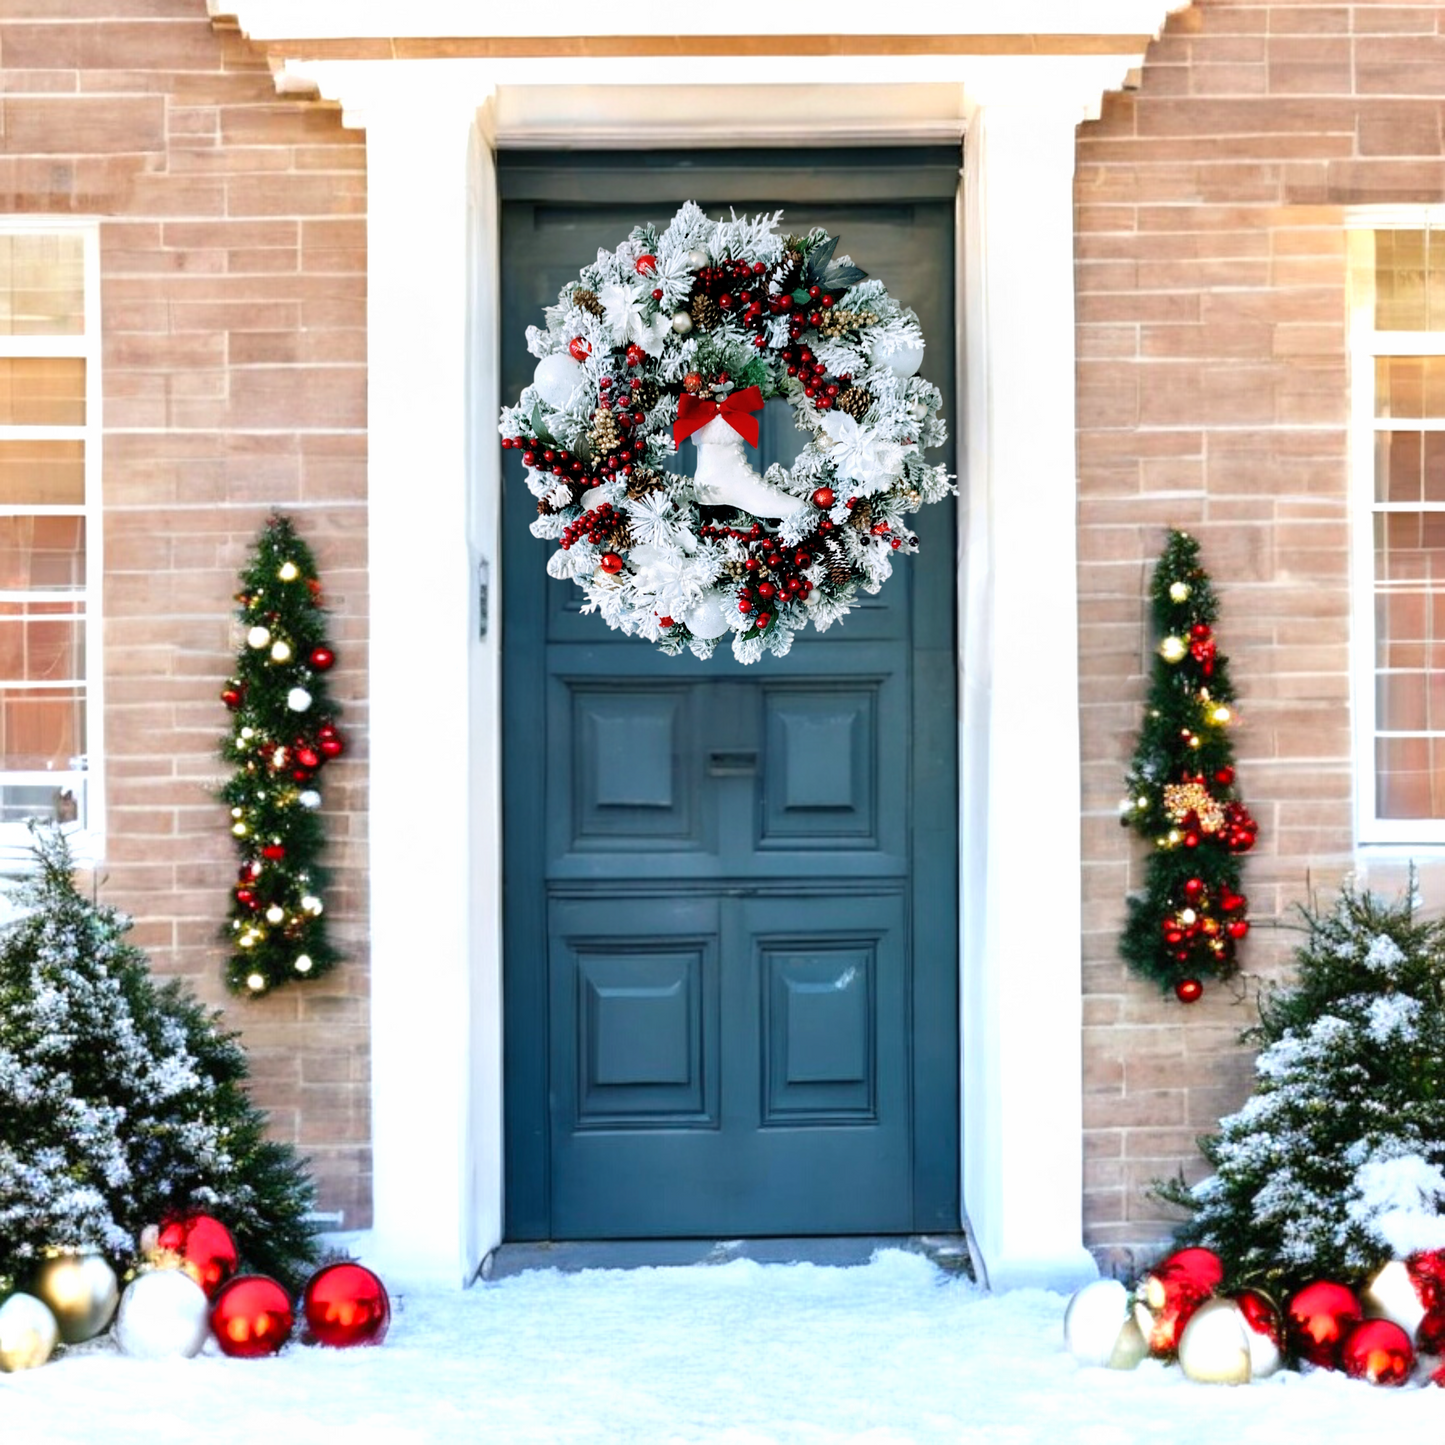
1120,530,1259,1001
0,828,319,1297
499,202,954,664
1155,880,1445,1300
220,514,345,996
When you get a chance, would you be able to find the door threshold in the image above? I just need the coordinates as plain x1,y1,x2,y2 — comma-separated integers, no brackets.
479,1233,976,1283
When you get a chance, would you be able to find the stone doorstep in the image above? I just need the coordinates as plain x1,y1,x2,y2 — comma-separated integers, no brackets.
478,1233,978,1284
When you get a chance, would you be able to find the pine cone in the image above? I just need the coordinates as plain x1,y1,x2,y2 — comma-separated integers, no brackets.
835,386,873,420
607,522,633,551
626,468,666,499
588,408,621,454
690,293,722,331
849,500,874,533
572,287,605,317
632,379,660,411
820,535,853,585
536,495,557,516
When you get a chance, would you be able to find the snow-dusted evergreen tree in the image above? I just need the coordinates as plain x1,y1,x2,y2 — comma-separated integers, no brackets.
0,828,318,1294
1157,881,1445,1295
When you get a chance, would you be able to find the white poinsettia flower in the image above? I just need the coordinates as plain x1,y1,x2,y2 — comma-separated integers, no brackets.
818,411,906,491
598,282,672,357
626,544,717,619
626,491,694,551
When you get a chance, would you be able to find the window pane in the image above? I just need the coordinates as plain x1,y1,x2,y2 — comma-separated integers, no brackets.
0,357,85,426
0,233,84,337
1377,734,1445,817
0,778,83,828
0,601,84,684
0,685,84,770
1376,356,1445,419
0,440,84,506
0,517,84,591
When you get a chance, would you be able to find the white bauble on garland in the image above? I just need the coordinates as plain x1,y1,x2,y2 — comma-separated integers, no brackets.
501,202,953,663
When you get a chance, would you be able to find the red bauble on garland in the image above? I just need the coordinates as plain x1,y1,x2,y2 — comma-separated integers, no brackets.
209,1275,295,1359
301,1262,391,1349
1174,977,1203,1004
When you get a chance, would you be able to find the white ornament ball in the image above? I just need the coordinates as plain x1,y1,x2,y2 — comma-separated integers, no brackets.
532,352,586,410
246,625,271,649
869,337,924,378
270,639,293,663
1176,1299,1252,1386
686,247,709,269
1363,1259,1429,1339
114,1269,210,1360
1063,1278,1143,1369
277,560,299,582
298,790,322,809
670,310,693,335
0,1292,59,1372
287,687,312,712
683,590,732,640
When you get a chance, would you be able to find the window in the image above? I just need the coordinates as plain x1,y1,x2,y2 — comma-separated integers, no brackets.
0,224,101,864
1350,217,1445,843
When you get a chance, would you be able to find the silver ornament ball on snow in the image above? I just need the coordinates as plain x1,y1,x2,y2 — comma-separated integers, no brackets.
670,310,693,335
868,337,925,378
1063,1278,1147,1370
683,590,732,640
685,247,709,269
115,1269,211,1360
1176,1299,1252,1386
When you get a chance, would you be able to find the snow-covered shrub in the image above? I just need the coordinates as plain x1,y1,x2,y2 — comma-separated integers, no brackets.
0,828,317,1292
1157,880,1445,1294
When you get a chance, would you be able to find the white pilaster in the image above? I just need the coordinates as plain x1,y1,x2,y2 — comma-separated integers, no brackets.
959,96,1096,1291
365,93,494,1285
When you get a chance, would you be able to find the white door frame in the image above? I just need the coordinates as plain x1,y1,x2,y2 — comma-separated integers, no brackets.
228,11,1183,1288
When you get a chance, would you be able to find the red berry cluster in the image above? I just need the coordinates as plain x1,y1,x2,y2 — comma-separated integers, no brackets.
698,522,816,630
505,436,583,479
695,259,771,338
781,344,843,410
560,502,622,551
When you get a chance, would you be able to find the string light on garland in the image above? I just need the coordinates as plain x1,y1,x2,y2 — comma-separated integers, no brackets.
1119,530,1259,1001
499,202,955,664
219,514,344,995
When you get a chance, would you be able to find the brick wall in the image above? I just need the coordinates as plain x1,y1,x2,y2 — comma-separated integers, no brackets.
1076,0,1445,1270
0,2,371,1225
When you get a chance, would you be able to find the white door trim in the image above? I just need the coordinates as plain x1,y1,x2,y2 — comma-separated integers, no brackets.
271,37,1168,1287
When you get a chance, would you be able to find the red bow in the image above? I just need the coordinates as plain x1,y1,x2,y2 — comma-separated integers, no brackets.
674,386,765,449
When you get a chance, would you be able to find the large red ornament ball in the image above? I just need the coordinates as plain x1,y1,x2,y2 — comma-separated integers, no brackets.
567,336,591,363
1175,978,1204,1004
1339,1318,1415,1386
220,686,243,710
209,1275,295,1359
1133,1248,1222,1357
1286,1280,1362,1368
155,1213,239,1299
318,735,344,759
301,1262,391,1349
308,646,335,671
812,487,835,509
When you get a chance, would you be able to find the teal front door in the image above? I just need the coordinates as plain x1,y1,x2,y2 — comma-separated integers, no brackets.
501,151,959,1240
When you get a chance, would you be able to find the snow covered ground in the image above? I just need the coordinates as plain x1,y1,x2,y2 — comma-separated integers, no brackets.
3,1249,1443,1444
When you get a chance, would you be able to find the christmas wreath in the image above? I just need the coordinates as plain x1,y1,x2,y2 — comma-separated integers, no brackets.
498,203,953,663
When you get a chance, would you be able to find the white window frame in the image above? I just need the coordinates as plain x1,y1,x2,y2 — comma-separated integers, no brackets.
1348,208,1445,847
0,218,104,870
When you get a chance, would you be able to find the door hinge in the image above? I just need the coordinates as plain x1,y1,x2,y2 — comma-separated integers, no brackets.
477,555,490,641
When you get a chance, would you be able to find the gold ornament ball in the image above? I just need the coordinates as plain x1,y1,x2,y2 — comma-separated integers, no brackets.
1159,635,1188,663
33,1252,119,1344
277,560,299,582
1169,581,1191,602
670,310,693,335
246,625,271,649
270,640,293,664
0,1292,59,1372
1363,1259,1428,1339
1177,1299,1252,1386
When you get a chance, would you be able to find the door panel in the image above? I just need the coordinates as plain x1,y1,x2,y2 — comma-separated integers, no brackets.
501,149,959,1241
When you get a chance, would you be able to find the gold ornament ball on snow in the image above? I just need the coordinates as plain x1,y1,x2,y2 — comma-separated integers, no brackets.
34,1253,118,1344
1159,635,1187,663
0,1293,59,1372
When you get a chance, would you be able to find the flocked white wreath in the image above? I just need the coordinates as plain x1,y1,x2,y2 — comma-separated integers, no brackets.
499,203,954,663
